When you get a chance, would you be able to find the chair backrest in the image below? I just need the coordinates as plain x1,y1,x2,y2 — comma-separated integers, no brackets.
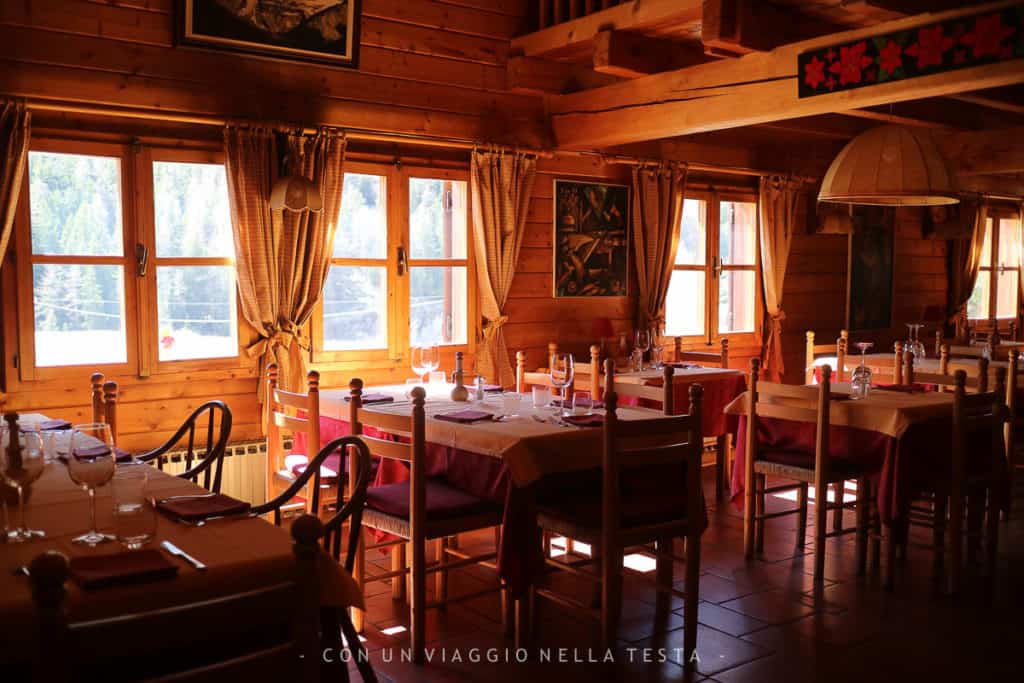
675,337,730,369
951,368,1006,494
89,373,118,444
606,363,675,415
905,348,989,392
137,401,233,493
601,358,703,541
748,357,831,479
265,364,320,494
28,516,325,683
515,344,575,395
805,330,848,383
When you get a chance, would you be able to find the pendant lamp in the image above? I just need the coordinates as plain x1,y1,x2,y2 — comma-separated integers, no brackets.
270,134,323,213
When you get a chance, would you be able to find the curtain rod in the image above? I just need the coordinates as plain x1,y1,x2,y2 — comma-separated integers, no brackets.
26,99,820,181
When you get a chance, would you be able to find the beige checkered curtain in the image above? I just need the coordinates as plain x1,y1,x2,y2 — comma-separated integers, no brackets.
0,101,30,269
470,148,536,388
946,197,985,338
224,125,346,394
632,162,687,330
758,176,805,382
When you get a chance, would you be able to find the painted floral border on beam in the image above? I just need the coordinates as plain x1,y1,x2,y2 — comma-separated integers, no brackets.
798,6,1024,98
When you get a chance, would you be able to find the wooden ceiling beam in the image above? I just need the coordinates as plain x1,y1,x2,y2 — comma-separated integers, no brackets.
948,94,1024,117
592,30,710,78
940,127,1024,176
701,0,848,55
847,0,997,16
510,0,703,58
839,108,961,132
507,56,620,95
549,1,1023,148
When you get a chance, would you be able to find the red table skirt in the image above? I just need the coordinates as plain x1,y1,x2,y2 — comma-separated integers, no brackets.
618,373,746,435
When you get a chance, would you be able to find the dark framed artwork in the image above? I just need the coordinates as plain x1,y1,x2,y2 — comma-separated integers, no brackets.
846,207,896,332
553,180,630,298
179,0,360,68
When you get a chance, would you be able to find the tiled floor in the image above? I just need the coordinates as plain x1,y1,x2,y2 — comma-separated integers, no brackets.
346,471,1024,682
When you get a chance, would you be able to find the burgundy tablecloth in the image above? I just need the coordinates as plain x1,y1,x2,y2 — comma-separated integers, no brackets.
618,373,746,436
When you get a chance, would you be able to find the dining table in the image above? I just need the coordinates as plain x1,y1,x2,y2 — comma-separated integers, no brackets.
0,414,362,667
307,386,700,596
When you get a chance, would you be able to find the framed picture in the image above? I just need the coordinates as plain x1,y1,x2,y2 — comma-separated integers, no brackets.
179,0,360,68
553,180,630,298
846,207,896,331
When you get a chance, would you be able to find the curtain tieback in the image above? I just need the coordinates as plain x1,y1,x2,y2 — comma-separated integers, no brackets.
769,310,787,334
481,315,509,341
247,323,310,358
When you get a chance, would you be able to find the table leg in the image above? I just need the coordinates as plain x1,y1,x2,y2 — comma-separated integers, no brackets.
715,435,728,503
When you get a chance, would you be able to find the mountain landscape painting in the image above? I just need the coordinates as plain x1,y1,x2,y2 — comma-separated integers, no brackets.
181,1,360,67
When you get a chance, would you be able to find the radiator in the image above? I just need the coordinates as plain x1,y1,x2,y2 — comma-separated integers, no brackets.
158,440,268,505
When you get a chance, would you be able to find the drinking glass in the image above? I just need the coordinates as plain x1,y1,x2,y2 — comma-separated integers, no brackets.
501,392,523,418
572,390,594,416
68,423,117,546
549,354,575,417
113,464,155,549
634,330,652,370
1,428,46,542
850,342,874,400
410,346,428,382
422,345,440,380
531,386,552,413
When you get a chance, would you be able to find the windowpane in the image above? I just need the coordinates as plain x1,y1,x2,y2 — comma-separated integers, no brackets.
720,201,757,266
156,266,237,361
674,199,706,265
409,179,467,259
719,270,756,333
153,162,233,258
33,264,126,366
998,217,1021,267
968,271,991,320
29,151,123,256
996,270,1018,319
664,271,705,337
410,266,467,346
334,173,386,259
979,218,993,267
322,266,387,350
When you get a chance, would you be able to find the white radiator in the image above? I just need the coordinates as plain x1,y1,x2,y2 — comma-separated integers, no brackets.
158,440,267,505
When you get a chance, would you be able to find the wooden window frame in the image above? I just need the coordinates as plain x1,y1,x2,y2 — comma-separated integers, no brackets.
667,190,762,347
311,163,477,373
970,205,1022,322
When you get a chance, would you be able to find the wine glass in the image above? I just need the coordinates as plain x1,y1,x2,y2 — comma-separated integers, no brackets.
549,353,575,417
68,423,117,546
850,342,874,400
422,345,440,379
410,346,428,382
1,428,46,542
634,329,652,371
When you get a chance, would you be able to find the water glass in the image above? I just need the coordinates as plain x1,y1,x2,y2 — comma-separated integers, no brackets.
501,392,523,418
429,371,447,384
1,428,46,542
113,464,155,549
531,386,552,412
573,391,594,416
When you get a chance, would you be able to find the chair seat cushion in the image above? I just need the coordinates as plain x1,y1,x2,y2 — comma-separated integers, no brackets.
366,478,498,521
286,453,341,482
756,448,863,479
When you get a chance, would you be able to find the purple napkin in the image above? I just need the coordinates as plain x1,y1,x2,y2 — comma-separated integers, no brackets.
21,419,71,432
345,393,394,405
69,550,179,589
156,493,251,522
67,445,134,463
829,394,853,402
668,362,702,369
874,383,932,394
434,410,494,424
561,414,605,427
483,384,503,393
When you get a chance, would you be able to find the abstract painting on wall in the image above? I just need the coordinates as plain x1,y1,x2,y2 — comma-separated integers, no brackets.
553,180,630,298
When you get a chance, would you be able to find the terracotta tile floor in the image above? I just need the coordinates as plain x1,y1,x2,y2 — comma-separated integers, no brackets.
345,471,1024,682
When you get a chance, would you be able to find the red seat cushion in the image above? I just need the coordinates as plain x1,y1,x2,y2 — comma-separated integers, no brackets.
366,478,498,521
757,448,863,478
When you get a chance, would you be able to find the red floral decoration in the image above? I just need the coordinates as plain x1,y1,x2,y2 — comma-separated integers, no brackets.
878,40,903,74
905,25,955,69
828,41,875,85
961,13,1016,59
804,55,826,89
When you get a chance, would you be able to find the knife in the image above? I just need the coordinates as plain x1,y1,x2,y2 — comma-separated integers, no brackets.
161,540,207,571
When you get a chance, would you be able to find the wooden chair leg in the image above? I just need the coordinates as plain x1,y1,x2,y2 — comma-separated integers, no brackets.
966,489,984,568
832,481,845,533
855,477,868,577
600,543,621,653
870,499,881,575
949,478,964,596
755,473,766,554
683,529,701,670
410,536,426,664
391,542,406,600
744,469,756,560
883,521,897,591
496,527,512,637
813,478,827,583
933,492,948,578
339,608,379,683
435,537,448,610
985,485,1000,590
715,435,727,503
655,536,674,616
352,530,366,632
796,482,808,549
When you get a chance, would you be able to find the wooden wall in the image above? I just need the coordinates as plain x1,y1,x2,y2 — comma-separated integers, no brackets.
780,207,948,383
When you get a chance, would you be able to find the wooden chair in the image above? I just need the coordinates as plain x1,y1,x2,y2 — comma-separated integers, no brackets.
28,515,328,682
674,337,730,368
562,344,606,400
745,359,872,583
904,348,989,392
529,358,704,663
265,364,334,517
350,382,504,663
515,342,561,393
136,401,233,493
89,372,118,444
805,330,848,383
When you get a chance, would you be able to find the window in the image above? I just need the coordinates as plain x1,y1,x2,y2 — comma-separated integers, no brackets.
968,208,1022,321
314,164,473,365
16,140,240,379
665,194,760,342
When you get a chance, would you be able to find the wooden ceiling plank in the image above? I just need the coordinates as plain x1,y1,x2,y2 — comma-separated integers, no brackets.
591,29,709,77
839,109,961,132
510,0,703,58
507,56,621,95
940,127,1024,176
701,0,849,55
949,94,1024,117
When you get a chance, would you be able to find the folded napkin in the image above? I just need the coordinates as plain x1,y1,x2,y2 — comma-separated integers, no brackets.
345,393,394,405
874,383,932,394
551,397,604,409
156,493,251,522
561,414,605,427
829,394,854,402
65,445,134,463
21,419,71,432
483,384,503,393
668,362,702,369
69,549,179,590
434,409,494,424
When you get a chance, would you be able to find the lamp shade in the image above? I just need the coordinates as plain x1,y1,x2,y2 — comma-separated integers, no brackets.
270,174,323,212
818,124,959,206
